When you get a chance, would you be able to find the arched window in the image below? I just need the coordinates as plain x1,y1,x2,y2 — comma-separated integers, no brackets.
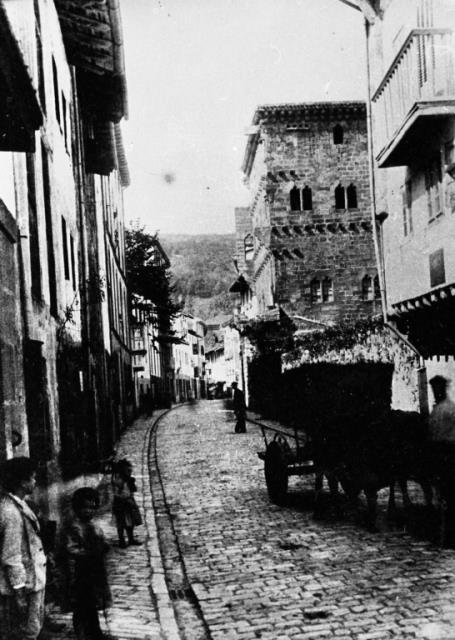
347,183,358,209
244,234,254,261
310,279,322,304
322,277,334,302
335,183,345,209
290,185,301,211
374,275,380,300
361,275,373,301
302,186,313,211
333,124,343,144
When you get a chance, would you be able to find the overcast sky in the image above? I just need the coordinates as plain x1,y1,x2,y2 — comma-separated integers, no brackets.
121,0,366,236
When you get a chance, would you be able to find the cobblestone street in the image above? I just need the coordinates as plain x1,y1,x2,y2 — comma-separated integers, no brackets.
156,400,455,640
46,400,455,640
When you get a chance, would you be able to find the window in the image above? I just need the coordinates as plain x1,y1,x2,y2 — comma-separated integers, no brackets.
62,93,68,151
34,0,45,114
244,234,254,261
362,275,381,301
335,184,345,209
426,156,443,219
346,184,358,209
290,186,301,211
52,57,61,126
70,235,76,289
41,143,57,315
192,343,198,355
61,216,70,280
429,248,445,287
374,275,380,300
302,186,312,211
362,275,374,301
333,124,343,144
26,154,42,300
402,181,413,236
322,278,334,302
311,279,334,304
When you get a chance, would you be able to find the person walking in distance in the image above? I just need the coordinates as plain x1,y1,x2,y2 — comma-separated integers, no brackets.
231,381,247,433
111,459,143,548
61,487,112,640
0,457,47,640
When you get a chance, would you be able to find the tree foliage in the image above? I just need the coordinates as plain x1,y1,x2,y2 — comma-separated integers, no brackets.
125,223,181,329
161,234,236,318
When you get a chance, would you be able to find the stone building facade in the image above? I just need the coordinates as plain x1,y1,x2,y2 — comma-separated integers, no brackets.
0,0,131,518
238,102,379,327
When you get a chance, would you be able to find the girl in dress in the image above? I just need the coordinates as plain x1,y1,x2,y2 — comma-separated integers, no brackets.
111,459,143,548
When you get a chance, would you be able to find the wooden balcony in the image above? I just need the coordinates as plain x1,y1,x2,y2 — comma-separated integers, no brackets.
372,29,455,168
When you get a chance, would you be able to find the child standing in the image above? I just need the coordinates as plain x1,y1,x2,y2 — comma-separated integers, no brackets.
111,459,143,548
61,487,112,640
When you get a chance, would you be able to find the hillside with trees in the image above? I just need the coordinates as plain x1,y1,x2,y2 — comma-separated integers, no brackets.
161,234,237,320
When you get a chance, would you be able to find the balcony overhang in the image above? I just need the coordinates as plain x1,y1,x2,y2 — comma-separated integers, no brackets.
55,0,128,122
390,282,455,357
0,3,42,151
376,101,455,168
391,281,455,316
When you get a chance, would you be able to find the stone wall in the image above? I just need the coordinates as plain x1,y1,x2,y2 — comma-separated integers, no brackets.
261,111,378,324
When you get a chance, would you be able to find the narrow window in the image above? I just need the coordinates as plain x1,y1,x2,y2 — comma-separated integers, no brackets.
402,188,408,236
347,184,358,209
244,233,254,261
429,248,445,287
374,275,381,300
52,57,60,126
302,186,312,211
61,216,70,280
290,185,301,211
34,0,46,114
26,154,42,300
322,278,334,302
362,275,373,301
70,235,76,289
310,279,322,304
335,184,345,209
426,156,443,219
333,124,343,144
62,93,68,150
41,143,57,315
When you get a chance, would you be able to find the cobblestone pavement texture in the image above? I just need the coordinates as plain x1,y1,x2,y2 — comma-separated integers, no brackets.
155,400,455,640
42,400,455,640
45,410,171,640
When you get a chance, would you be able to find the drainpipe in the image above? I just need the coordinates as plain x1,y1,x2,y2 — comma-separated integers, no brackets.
364,18,387,322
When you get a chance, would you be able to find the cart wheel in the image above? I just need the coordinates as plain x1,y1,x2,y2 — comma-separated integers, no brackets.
264,440,289,505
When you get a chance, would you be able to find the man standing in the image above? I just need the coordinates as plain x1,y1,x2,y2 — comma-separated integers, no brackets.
0,457,47,640
231,381,247,433
428,376,455,546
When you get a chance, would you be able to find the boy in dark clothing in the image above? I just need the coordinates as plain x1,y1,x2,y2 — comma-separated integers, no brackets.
61,487,112,640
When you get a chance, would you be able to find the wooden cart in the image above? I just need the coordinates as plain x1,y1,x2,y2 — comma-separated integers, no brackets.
255,421,317,505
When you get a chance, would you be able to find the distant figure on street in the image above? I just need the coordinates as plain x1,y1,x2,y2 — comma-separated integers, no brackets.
111,459,143,548
231,382,247,433
0,457,47,640
429,375,455,445
60,487,112,640
429,375,455,546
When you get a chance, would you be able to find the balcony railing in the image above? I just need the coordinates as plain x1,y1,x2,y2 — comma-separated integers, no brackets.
372,28,455,167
